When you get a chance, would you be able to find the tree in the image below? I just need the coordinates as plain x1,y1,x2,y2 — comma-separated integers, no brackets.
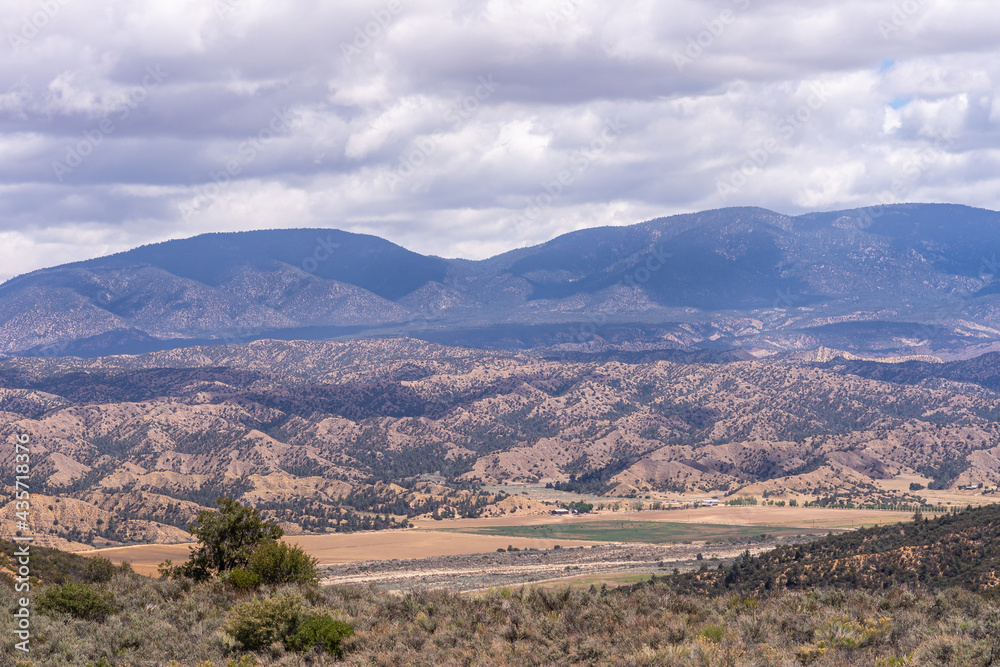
164,497,283,580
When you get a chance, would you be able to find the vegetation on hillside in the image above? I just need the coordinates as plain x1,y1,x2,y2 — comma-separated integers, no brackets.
7,506,1000,664
6,338,1000,548
159,497,318,588
4,562,1000,665
658,504,1000,597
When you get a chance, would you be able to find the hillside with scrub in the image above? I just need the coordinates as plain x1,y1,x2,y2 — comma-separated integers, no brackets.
674,505,1000,598
6,502,1000,665
8,338,1000,551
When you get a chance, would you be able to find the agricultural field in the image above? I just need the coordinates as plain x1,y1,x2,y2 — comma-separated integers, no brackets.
435,519,808,544
77,504,921,589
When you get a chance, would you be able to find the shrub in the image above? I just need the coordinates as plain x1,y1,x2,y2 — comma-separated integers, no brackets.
85,556,117,583
286,616,354,656
248,539,319,586
224,568,262,591
37,581,118,621
225,592,354,655
700,624,725,642
226,658,258,667
225,593,308,650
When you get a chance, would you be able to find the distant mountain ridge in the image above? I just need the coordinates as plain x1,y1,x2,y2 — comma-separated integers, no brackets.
4,203,1000,357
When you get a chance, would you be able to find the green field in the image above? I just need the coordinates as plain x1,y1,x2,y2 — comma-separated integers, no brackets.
437,520,815,544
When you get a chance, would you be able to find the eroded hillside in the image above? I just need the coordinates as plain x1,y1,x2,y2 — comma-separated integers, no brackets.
3,338,1000,547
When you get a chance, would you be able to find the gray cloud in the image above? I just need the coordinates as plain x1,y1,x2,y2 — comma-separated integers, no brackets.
0,0,999,280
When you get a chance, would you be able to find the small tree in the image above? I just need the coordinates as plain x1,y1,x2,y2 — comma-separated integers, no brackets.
163,497,283,580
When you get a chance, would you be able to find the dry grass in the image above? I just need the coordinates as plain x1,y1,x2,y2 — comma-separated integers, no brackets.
5,569,1000,666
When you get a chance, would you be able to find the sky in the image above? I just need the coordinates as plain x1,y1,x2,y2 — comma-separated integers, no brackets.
1,0,999,282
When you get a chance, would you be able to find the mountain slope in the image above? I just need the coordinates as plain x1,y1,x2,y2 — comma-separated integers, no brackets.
4,338,1000,547
664,504,1000,595
3,204,1000,357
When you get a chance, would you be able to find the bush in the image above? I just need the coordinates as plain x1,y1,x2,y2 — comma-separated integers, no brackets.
286,616,354,656
85,556,117,583
224,568,262,591
248,540,319,586
700,624,725,642
37,581,118,621
225,592,354,655
225,593,308,651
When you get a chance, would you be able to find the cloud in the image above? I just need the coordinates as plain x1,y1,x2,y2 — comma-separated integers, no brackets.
0,0,998,280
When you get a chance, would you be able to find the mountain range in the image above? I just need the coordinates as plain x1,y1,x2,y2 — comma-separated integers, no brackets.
5,203,1000,358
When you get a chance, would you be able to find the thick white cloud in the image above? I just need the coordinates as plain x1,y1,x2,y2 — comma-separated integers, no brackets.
0,0,998,280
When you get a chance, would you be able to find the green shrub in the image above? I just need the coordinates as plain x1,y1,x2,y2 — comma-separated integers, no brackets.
37,581,118,621
286,616,354,656
700,624,725,642
225,592,354,655
248,539,319,586
225,593,308,650
85,556,117,583
224,568,262,591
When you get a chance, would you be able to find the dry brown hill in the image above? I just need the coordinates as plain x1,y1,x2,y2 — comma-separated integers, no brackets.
3,338,1000,545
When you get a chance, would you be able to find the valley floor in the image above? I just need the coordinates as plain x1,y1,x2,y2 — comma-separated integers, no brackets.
76,505,917,583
